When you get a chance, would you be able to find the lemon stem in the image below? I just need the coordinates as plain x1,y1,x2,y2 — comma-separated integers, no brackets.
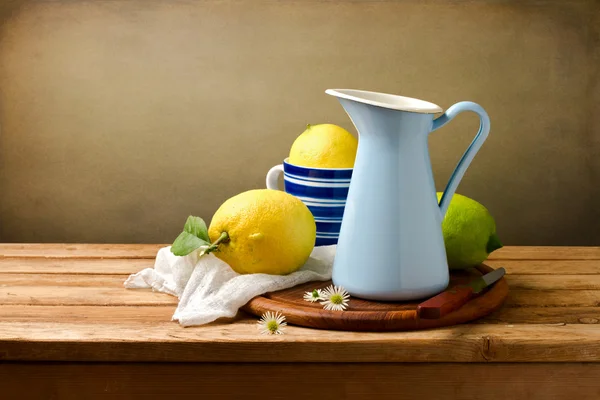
204,231,230,254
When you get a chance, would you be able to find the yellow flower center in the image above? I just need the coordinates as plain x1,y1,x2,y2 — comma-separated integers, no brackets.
267,320,279,333
330,293,344,304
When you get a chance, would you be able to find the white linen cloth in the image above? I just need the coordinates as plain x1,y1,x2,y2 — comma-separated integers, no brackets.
124,245,336,327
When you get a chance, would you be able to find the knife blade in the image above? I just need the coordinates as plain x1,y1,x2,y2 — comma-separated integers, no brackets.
417,267,506,319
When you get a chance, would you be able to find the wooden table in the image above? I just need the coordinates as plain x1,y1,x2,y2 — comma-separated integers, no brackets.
1,244,599,399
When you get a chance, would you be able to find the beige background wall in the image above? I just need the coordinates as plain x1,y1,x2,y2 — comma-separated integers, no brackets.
0,0,598,245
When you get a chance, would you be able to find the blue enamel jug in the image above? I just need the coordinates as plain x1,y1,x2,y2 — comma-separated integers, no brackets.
326,89,491,301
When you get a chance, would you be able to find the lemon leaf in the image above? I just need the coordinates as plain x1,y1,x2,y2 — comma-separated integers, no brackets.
183,215,210,242
170,215,211,256
170,231,209,256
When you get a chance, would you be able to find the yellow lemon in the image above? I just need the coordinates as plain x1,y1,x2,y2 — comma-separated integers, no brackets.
437,192,503,269
288,123,358,168
208,189,316,275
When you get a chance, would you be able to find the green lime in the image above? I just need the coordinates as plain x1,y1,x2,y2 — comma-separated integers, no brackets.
437,192,503,270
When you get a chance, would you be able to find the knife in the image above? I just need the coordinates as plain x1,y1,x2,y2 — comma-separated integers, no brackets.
417,267,506,319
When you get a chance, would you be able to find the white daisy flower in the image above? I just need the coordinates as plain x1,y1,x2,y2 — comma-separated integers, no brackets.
320,285,350,311
257,311,287,335
303,289,323,302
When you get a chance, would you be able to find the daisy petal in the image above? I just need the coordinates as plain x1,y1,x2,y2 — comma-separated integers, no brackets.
257,311,287,335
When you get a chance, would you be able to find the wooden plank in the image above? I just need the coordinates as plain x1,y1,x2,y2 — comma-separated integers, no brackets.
489,246,600,260
478,307,600,325
1,257,598,276
2,244,599,260
0,258,154,274
0,244,166,259
506,275,600,290
0,286,178,306
0,305,177,323
1,362,600,400
0,320,599,362
505,289,600,307
486,259,600,275
0,285,598,308
0,284,596,308
0,274,129,286
0,304,597,326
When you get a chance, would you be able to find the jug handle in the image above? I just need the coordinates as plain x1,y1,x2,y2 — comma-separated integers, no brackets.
431,101,490,218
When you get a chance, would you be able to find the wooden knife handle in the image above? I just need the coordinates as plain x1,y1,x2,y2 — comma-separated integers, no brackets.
417,286,475,319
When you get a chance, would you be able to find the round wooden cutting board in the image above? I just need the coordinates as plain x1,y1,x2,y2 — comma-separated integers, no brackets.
242,264,508,331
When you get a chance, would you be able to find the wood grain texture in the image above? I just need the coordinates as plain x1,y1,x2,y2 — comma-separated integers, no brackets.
2,286,595,308
505,275,600,290
0,305,177,323
488,247,600,260
0,273,130,286
244,265,508,331
1,244,599,260
0,305,598,326
505,290,600,307
1,244,599,365
1,257,598,275
477,307,600,325
0,243,165,259
0,257,154,274
0,286,177,306
1,321,599,362
2,362,600,400
486,259,600,275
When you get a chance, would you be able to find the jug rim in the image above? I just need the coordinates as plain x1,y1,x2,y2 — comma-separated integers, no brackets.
325,89,443,114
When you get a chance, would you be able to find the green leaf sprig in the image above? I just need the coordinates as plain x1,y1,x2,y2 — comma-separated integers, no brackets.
170,215,229,256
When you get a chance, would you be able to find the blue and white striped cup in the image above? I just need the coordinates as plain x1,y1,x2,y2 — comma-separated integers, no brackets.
266,158,352,246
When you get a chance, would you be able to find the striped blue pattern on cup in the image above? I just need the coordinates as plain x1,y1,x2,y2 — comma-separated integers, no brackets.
282,159,352,246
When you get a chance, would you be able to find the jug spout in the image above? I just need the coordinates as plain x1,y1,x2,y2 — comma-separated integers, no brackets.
326,89,441,149
325,89,443,114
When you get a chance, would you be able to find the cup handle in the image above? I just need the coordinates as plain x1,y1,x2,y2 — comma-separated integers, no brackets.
431,101,490,218
266,164,284,190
